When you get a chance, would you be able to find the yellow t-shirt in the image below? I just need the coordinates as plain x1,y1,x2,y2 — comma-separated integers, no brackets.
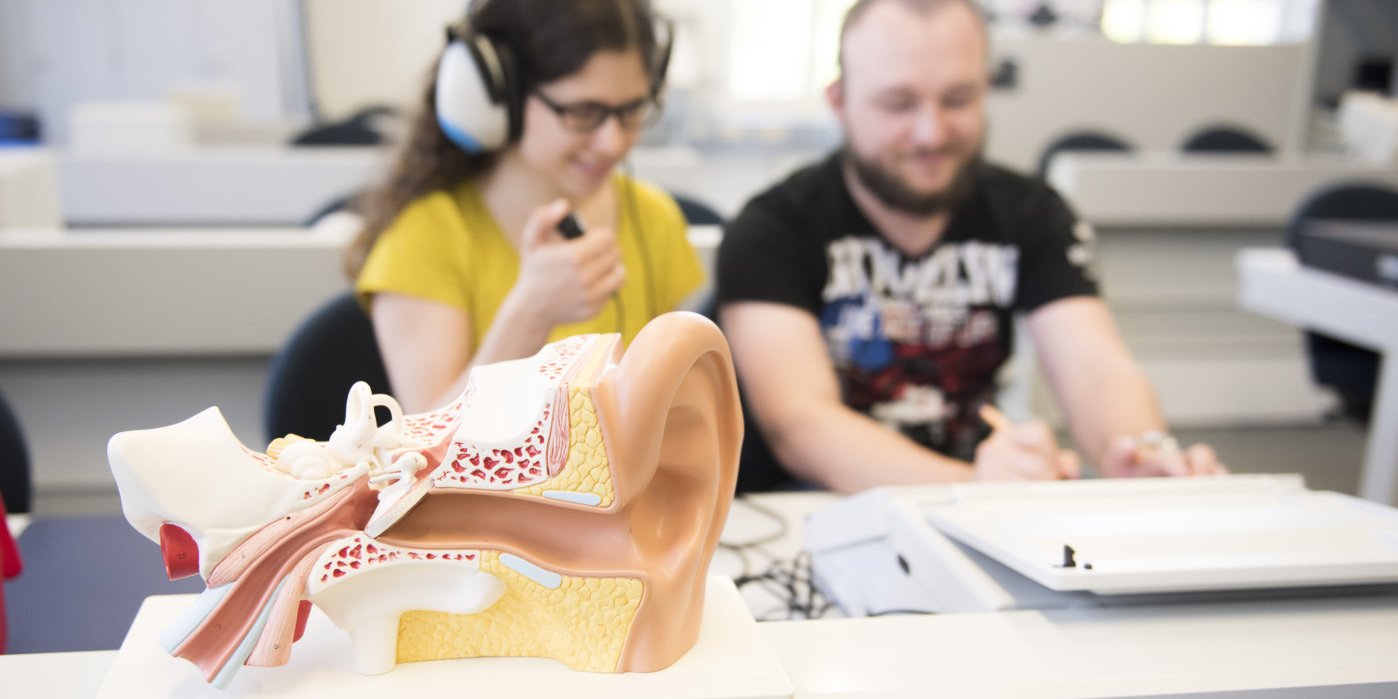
356,173,704,348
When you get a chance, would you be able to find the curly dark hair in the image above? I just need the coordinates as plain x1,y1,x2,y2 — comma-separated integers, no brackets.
346,0,663,278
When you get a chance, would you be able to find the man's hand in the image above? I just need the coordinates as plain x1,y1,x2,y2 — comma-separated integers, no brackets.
1100,433,1227,478
973,405,1080,481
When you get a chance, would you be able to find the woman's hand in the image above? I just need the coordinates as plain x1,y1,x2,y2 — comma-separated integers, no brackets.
510,199,626,326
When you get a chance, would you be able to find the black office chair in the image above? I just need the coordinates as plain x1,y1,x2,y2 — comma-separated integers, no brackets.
0,391,31,515
289,105,399,147
670,192,725,226
1180,124,1273,154
1285,182,1398,424
304,190,363,227
263,292,393,444
290,121,383,147
1036,130,1132,179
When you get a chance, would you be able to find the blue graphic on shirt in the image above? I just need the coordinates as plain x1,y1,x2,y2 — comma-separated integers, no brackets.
821,298,893,371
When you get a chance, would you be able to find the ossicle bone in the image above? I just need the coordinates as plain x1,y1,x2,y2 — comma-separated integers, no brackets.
274,382,419,480
369,452,427,494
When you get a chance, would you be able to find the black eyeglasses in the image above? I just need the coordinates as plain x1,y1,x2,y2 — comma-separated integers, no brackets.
532,90,661,133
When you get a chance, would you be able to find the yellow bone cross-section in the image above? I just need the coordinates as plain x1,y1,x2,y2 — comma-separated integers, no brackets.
395,550,643,672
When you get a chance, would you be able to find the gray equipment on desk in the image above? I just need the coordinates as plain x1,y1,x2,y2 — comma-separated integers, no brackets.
1287,181,1398,424
805,475,1398,617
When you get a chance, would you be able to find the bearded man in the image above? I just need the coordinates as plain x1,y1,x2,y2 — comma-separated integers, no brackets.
716,0,1224,493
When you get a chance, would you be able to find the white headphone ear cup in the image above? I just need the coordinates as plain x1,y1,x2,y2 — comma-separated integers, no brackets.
435,39,509,153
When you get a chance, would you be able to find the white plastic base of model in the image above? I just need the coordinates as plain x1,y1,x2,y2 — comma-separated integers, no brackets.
305,545,505,675
97,578,794,698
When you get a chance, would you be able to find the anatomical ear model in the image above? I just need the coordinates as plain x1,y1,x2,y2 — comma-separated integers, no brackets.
108,312,741,688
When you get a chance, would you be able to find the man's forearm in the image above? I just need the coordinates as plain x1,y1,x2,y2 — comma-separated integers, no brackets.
1060,361,1166,471
762,404,973,493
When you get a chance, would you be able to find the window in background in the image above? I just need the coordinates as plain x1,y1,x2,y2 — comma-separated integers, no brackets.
1145,0,1206,44
1101,0,1148,42
1207,0,1283,45
1103,0,1316,45
725,0,854,102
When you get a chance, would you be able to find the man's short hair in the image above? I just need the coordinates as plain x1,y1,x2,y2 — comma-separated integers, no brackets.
837,0,988,73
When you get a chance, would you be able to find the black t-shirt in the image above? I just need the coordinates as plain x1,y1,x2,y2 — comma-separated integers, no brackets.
717,153,1098,466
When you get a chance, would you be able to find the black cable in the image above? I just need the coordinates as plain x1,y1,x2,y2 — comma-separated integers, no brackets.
721,496,834,621
610,291,625,335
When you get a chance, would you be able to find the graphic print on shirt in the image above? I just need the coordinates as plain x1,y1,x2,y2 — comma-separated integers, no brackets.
819,235,1019,460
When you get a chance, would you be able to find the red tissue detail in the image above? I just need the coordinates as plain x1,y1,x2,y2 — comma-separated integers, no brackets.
293,600,312,642
158,523,201,581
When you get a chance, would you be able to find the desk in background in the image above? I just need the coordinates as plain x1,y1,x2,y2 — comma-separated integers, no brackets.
1237,247,1398,505
56,148,384,227
1040,152,1398,429
1046,152,1398,229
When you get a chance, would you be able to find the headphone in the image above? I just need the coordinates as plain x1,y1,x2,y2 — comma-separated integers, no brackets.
435,8,674,155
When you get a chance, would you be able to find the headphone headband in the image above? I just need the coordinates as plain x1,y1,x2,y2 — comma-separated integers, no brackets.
436,10,674,154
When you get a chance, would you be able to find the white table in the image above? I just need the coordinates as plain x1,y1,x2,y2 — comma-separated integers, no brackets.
1237,248,1398,504
7,492,1398,697
94,578,792,699
763,592,1398,698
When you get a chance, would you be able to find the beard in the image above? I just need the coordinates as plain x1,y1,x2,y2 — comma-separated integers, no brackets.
844,142,982,217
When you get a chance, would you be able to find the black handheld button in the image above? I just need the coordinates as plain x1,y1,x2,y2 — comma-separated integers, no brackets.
557,213,585,240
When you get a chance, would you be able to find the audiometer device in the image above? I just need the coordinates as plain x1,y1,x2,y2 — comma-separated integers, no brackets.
804,475,1398,616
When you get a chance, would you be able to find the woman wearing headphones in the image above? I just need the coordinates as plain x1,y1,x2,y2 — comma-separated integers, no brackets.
348,0,703,412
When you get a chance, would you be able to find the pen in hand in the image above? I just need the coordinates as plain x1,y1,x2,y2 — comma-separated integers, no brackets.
978,403,1012,433
978,404,1080,480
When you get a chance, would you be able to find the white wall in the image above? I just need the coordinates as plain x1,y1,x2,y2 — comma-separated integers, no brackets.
300,0,464,121
0,0,299,143
986,36,1309,172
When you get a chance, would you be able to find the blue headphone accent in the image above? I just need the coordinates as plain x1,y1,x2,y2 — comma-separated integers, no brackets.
434,14,673,155
435,24,521,154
